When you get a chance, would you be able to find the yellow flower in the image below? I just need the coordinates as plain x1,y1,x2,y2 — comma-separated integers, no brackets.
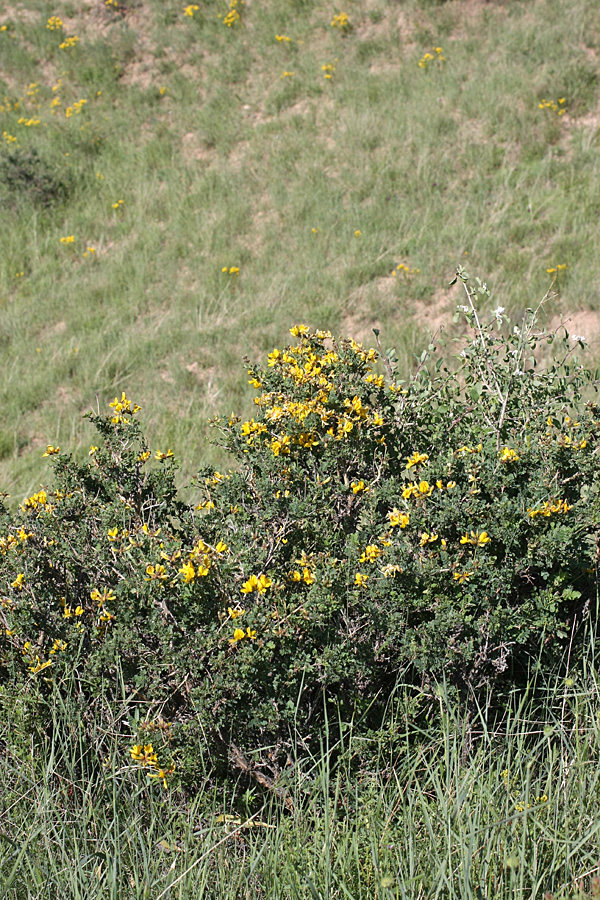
406,452,429,469
351,480,367,493
388,508,409,528
11,573,25,590
179,560,195,583
228,607,245,619
460,531,491,547
229,627,246,645
241,573,272,594
354,572,368,587
419,532,438,546
418,481,434,496
453,571,474,583
60,235,75,244
155,449,174,460
360,544,382,563
43,445,60,456
500,447,519,463
183,4,200,15
59,35,79,49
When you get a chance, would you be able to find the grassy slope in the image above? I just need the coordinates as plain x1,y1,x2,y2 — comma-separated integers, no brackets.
0,0,599,507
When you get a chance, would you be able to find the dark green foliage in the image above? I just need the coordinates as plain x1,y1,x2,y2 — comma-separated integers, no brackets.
0,147,72,209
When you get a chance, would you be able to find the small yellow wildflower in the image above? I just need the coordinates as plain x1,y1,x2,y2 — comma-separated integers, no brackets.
406,452,429,469
241,573,272,594
500,447,519,463
460,531,491,547
354,572,369,587
42,445,60,456
388,508,409,528
228,607,245,619
453,571,474,583
360,544,382,563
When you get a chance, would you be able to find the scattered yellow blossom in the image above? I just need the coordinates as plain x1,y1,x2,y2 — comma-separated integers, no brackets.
460,531,491,547
241,573,272,594
406,452,429,469
388,508,409,528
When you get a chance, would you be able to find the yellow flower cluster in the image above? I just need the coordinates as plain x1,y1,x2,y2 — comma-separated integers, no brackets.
454,443,482,456
219,0,243,27
241,573,272,594
388,508,410,528
179,538,227,583
331,12,351,30
360,544,382,563
47,16,63,30
229,626,256,644
500,447,519,462
109,391,141,423
538,97,566,116
418,47,444,69
183,4,199,15
406,451,429,469
290,567,315,584
0,527,32,554
322,61,337,79
59,35,79,49
546,263,567,274
20,490,48,512
528,499,572,519
246,330,384,456
460,531,491,547
65,99,87,118
130,743,175,788
392,262,420,279
276,34,291,43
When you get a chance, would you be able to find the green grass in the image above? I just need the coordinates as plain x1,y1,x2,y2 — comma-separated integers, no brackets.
0,0,599,503
4,662,600,898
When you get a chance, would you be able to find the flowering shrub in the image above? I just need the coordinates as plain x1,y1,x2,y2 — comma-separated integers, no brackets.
1,271,599,790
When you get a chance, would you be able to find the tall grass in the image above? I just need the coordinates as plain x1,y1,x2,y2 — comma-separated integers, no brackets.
3,655,600,898
0,0,599,502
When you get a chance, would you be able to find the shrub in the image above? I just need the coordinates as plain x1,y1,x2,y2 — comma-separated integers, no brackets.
0,147,71,209
1,269,599,793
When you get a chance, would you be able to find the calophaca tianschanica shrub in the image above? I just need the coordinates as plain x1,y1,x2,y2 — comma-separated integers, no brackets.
1,269,599,789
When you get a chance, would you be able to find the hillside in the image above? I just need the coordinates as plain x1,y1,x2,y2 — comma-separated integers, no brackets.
1,0,599,503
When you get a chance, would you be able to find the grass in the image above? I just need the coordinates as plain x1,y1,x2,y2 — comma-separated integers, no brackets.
3,660,600,898
0,0,599,503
